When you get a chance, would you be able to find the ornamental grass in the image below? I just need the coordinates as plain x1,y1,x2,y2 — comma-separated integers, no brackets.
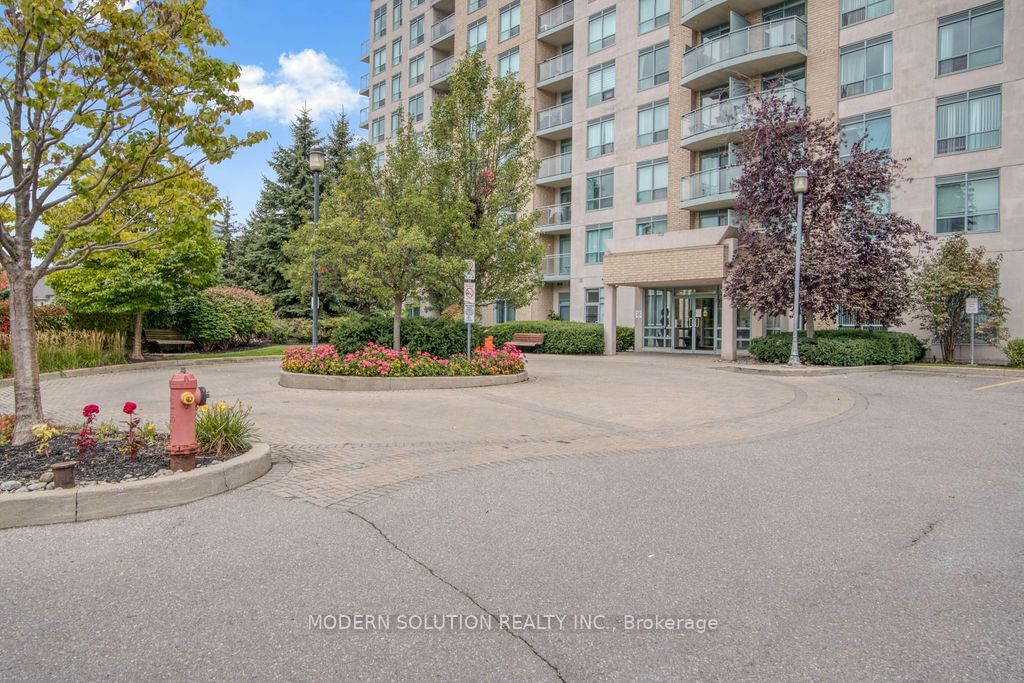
0,330,125,378
281,342,526,378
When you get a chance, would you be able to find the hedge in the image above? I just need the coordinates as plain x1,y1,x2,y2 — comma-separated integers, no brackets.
749,330,925,366
270,316,349,344
1007,339,1024,368
485,321,635,354
0,302,71,333
330,315,484,356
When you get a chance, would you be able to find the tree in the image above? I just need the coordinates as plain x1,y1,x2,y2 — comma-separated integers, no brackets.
46,169,222,360
285,117,456,349
215,196,238,281
228,107,320,315
323,112,355,195
910,234,1009,362
0,0,263,444
425,51,543,311
725,90,931,334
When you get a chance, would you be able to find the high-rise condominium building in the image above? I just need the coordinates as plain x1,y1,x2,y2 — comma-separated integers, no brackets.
360,0,1020,362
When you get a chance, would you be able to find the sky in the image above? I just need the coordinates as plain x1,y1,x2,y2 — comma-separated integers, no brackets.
203,1,369,224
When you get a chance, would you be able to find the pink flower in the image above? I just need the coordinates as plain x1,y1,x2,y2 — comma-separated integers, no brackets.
122,401,137,415
82,404,100,418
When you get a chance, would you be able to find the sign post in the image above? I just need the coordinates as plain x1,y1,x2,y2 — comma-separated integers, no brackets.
966,296,980,365
464,260,476,359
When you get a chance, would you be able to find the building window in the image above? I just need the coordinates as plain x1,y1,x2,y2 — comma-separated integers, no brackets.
468,18,487,52
698,209,730,228
840,34,892,99
557,292,570,321
373,47,386,75
586,169,614,211
636,215,667,236
409,55,424,85
839,109,891,159
495,300,516,324
588,8,616,54
371,117,385,143
737,308,752,350
498,47,520,77
585,287,605,323
938,2,1003,75
372,82,386,109
499,1,520,41
392,38,403,66
391,74,402,101
638,42,670,90
374,5,387,40
469,0,486,11
937,86,1001,155
411,0,425,7
587,116,614,160
410,15,424,47
936,170,999,234
587,60,615,106
841,0,893,27
637,99,669,146
391,110,402,136
639,0,669,34
585,226,613,265
392,0,403,29
409,93,424,122
636,158,668,203
763,0,806,21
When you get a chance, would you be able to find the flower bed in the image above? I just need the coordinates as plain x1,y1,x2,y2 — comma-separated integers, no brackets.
281,342,526,377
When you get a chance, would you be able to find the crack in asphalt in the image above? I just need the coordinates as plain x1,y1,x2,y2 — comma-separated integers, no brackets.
910,521,938,546
348,510,566,682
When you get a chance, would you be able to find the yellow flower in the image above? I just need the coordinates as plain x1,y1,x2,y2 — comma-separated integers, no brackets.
200,405,209,412
217,401,227,410
146,422,155,431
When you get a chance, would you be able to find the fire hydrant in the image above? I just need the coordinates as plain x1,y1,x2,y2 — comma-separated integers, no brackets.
168,369,208,472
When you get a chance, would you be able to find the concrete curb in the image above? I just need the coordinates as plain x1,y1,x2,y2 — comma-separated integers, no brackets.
278,371,529,391
0,356,279,388
895,364,1024,378
716,364,893,377
0,443,271,531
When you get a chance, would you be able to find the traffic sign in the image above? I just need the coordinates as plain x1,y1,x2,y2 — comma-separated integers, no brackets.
463,282,476,304
464,259,476,282
463,303,476,324
966,297,980,315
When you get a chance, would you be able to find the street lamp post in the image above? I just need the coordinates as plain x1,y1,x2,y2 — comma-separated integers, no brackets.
789,169,809,367
308,146,325,350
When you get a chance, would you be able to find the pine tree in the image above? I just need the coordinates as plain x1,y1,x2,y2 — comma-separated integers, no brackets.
216,197,237,281
323,112,355,195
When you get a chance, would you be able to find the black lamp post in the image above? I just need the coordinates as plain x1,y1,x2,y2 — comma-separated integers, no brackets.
788,168,809,367
308,146,325,349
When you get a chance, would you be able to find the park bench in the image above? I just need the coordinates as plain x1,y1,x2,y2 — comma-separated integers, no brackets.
510,332,546,351
143,329,194,351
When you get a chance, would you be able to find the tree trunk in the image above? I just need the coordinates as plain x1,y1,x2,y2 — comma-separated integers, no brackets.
803,309,815,339
130,311,145,361
392,295,403,351
8,273,44,445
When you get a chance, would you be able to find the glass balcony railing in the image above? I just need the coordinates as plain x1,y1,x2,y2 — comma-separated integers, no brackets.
360,39,370,59
431,14,455,43
538,1,573,34
430,55,454,83
359,73,370,91
681,84,805,142
680,165,742,204
683,17,807,78
359,107,369,127
536,202,571,228
538,51,573,84
536,101,572,132
543,253,571,278
537,152,572,180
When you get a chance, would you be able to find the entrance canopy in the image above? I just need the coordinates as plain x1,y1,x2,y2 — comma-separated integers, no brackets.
601,226,739,288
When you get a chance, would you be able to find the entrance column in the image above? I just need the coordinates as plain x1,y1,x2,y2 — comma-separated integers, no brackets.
603,285,618,355
720,290,737,361
752,313,768,340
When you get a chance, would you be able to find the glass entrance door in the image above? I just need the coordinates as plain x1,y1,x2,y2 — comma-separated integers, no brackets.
673,291,693,350
693,294,717,351
644,288,720,352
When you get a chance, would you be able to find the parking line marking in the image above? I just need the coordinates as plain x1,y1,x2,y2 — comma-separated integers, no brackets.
974,378,1024,392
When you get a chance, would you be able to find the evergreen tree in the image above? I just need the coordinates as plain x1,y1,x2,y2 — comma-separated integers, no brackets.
323,112,355,195
216,197,238,281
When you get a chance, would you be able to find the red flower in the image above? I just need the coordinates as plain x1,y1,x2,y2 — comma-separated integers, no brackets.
82,404,100,418
122,401,137,415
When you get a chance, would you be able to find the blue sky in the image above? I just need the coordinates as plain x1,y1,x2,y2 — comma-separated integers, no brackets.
203,1,368,223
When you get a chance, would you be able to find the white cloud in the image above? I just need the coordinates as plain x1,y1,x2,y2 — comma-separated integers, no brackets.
237,49,365,123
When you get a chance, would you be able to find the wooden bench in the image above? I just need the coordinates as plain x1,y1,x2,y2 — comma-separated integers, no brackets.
143,329,194,351
510,332,546,351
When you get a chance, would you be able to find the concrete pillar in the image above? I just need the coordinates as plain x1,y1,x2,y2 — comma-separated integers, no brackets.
603,285,618,355
720,291,737,361
751,312,768,340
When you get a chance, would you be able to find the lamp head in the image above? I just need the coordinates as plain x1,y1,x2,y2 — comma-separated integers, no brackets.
308,146,325,173
793,168,809,195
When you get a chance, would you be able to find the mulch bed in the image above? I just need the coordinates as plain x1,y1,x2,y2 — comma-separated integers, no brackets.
0,433,225,485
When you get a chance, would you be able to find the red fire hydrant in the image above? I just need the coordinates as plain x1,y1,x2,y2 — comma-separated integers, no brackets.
168,369,207,472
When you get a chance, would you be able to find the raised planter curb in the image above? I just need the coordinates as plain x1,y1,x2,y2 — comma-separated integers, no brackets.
0,355,279,388
0,443,271,531
278,371,529,391
895,364,1024,378
716,363,893,377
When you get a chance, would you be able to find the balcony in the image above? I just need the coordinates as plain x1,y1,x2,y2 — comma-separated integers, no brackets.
542,253,571,282
431,13,455,50
360,39,370,63
535,202,572,234
681,0,783,32
680,84,805,151
537,51,573,92
430,55,454,89
538,1,574,45
537,152,572,187
359,73,370,96
681,17,807,91
536,101,572,139
431,0,454,11
359,107,369,129
679,165,742,211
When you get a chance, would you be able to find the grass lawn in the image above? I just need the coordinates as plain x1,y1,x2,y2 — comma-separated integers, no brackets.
175,345,289,360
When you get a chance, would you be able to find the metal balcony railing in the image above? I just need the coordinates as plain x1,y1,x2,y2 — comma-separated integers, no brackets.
537,101,572,132
538,1,573,34
431,14,455,42
681,84,805,141
680,165,743,203
430,55,454,83
542,253,571,278
537,152,572,180
683,17,807,78
538,51,573,83
537,202,571,228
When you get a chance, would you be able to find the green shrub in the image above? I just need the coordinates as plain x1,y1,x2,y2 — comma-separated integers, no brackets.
0,301,72,333
329,315,484,356
171,294,234,350
204,287,273,343
616,326,635,352
269,316,349,344
196,401,258,456
1007,339,1024,368
485,320,634,354
749,330,925,366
